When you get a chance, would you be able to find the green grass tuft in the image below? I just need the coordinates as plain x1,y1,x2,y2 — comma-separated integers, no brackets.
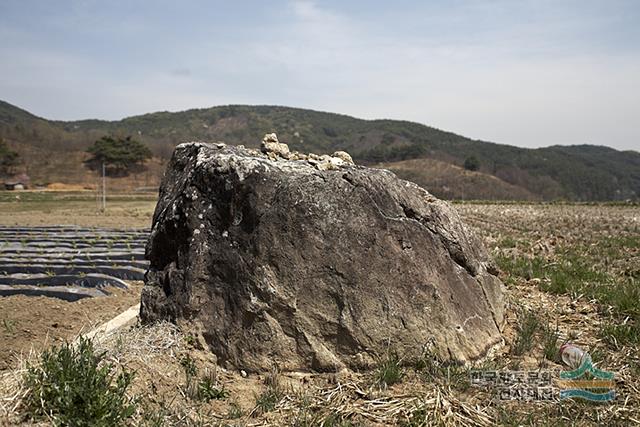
254,365,283,415
599,321,640,350
541,320,562,363
254,388,281,414
512,310,540,356
197,375,228,401
374,350,404,389
23,337,136,427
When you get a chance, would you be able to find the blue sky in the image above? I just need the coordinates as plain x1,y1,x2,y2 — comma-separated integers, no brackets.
1,0,639,150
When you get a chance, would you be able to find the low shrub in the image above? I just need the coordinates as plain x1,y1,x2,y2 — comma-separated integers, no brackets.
23,337,136,426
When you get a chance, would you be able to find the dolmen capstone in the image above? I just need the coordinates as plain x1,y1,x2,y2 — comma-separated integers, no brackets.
141,135,505,372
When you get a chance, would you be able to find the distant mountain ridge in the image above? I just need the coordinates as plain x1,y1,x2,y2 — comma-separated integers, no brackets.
1,99,638,200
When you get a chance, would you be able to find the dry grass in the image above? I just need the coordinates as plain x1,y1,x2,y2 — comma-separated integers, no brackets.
0,356,31,422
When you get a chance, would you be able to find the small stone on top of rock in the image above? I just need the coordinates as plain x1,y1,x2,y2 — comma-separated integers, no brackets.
259,133,355,170
332,151,354,165
260,133,290,159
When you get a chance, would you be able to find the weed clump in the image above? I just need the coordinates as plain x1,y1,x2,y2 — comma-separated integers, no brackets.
254,388,280,414
512,309,540,356
197,373,229,401
23,337,136,427
254,366,284,414
375,350,404,389
541,319,562,362
180,354,227,402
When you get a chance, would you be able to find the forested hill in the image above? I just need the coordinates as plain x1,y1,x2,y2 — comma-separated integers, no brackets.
1,100,638,201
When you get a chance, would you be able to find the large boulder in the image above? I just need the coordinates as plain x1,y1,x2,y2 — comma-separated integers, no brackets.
141,141,505,372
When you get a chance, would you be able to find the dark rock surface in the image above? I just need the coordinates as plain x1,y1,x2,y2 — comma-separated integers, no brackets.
141,142,505,372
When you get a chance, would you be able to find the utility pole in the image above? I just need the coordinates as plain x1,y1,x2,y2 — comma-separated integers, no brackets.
102,162,106,212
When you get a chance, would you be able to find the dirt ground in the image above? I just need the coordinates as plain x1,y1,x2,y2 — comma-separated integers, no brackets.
0,283,143,371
